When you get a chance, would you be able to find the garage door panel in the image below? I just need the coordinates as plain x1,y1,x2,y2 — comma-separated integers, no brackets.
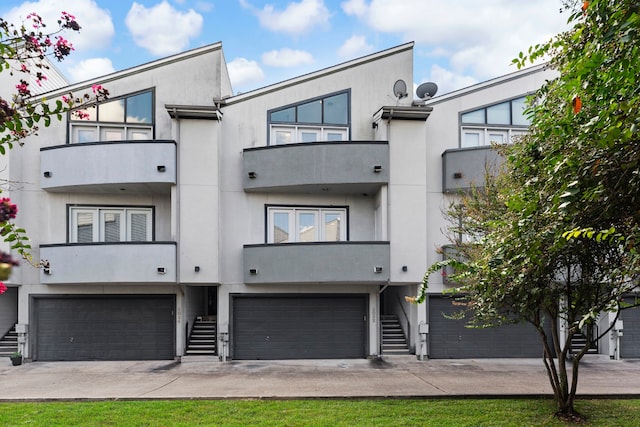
233,296,367,360
34,296,175,361
621,297,640,359
428,296,546,359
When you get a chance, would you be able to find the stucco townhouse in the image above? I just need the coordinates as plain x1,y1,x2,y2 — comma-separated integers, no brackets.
0,41,637,362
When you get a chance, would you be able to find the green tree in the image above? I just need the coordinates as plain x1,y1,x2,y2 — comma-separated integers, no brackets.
0,11,108,293
413,0,640,421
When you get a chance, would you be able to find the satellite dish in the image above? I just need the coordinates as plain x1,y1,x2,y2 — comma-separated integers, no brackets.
416,82,438,100
393,79,408,99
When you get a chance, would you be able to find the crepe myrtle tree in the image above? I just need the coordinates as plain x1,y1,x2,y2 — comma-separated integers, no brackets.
0,11,108,292
409,0,640,421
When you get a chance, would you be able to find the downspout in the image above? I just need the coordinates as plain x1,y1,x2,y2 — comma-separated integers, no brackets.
172,107,184,356
378,282,390,356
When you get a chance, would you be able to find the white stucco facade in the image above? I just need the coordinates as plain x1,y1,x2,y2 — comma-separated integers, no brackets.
2,41,637,362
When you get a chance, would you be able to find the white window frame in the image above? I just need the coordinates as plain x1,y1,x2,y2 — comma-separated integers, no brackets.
70,123,153,144
267,207,347,243
270,125,348,145
70,207,152,243
461,126,528,148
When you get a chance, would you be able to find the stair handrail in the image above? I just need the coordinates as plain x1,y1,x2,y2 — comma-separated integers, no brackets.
394,293,410,349
185,321,189,353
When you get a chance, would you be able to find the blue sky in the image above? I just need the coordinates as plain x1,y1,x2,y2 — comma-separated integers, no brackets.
2,0,571,96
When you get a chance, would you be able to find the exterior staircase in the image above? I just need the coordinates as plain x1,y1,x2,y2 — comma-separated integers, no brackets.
0,325,18,357
381,314,410,355
570,331,599,355
185,317,217,356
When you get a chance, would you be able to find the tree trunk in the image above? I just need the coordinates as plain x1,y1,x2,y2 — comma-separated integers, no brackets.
537,317,585,421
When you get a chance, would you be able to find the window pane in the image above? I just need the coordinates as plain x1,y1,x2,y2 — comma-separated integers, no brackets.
75,127,97,143
101,128,124,141
126,92,152,123
511,97,531,125
461,109,485,124
324,213,341,241
323,93,348,125
300,131,318,143
76,212,94,243
130,213,148,241
74,108,96,121
462,131,481,147
326,131,345,141
99,99,125,122
298,212,316,242
274,129,292,145
487,132,505,144
486,102,510,125
128,128,152,140
103,212,121,242
271,107,295,123
297,100,322,124
273,212,289,243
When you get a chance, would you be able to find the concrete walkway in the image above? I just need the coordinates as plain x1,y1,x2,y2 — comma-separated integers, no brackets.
1,356,639,401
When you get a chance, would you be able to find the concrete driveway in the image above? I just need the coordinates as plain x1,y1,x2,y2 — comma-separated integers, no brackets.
1,356,639,401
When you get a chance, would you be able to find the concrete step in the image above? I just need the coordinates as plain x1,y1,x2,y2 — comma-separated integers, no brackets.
187,318,217,356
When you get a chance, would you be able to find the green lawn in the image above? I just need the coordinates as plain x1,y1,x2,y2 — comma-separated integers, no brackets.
0,399,638,426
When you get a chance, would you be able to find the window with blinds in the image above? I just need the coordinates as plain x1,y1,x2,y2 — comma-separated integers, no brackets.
69,207,153,243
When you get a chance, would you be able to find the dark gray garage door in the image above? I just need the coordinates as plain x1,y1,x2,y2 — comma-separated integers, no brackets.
233,295,367,360
33,295,175,361
621,297,640,359
428,296,546,359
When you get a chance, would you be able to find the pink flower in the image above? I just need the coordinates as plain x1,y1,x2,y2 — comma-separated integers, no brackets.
60,11,80,31
16,81,30,96
0,282,6,295
0,197,18,222
74,110,91,120
53,36,74,61
92,84,103,94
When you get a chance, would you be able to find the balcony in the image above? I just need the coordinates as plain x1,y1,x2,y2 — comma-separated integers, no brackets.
243,141,389,194
243,241,390,284
40,141,176,193
39,242,177,284
442,145,504,193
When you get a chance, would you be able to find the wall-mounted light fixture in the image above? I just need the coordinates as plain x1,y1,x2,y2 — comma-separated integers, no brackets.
372,122,378,129
374,266,383,273
249,268,258,275
194,266,200,272
157,165,166,172
373,165,383,173
453,172,463,179
402,265,408,272
42,259,51,275
157,267,166,274
248,171,257,179
43,171,52,178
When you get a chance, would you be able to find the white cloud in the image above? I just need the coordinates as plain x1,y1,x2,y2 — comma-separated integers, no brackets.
3,0,114,52
125,1,203,56
341,0,368,17
349,0,569,84
195,2,214,13
418,64,478,97
243,0,331,35
338,35,374,59
228,57,265,90
262,48,314,67
65,57,115,83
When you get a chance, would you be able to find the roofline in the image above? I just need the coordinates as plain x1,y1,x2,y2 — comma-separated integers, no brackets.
35,42,224,98
224,42,415,106
424,63,553,106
